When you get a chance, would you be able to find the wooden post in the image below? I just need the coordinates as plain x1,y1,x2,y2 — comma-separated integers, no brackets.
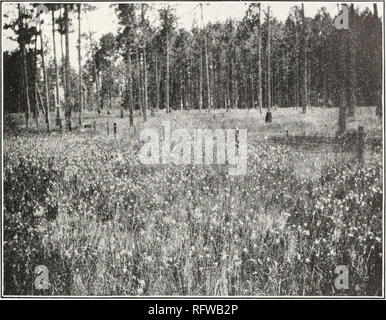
357,126,364,164
93,120,96,134
114,122,117,137
265,111,272,123
107,121,109,135
235,128,239,152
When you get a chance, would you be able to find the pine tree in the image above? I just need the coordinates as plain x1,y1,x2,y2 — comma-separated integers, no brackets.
64,4,71,131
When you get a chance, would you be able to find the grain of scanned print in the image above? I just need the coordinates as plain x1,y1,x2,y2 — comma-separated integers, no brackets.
2,1,383,297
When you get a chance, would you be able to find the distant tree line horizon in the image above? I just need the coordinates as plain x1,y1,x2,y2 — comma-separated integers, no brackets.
3,3,382,132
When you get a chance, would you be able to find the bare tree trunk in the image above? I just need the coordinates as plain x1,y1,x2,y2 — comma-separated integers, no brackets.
78,4,82,126
307,46,311,107
337,6,347,135
347,4,356,117
35,83,42,123
52,9,62,129
166,32,170,113
30,33,39,128
258,4,262,114
271,63,274,107
32,44,39,129
233,66,238,109
187,55,191,109
295,10,299,110
282,48,286,108
39,25,50,131
155,52,160,112
251,74,255,110
301,3,307,114
223,60,229,110
108,90,112,113
323,37,327,108
267,6,271,112
141,4,148,120
18,5,31,130
95,71,101,113
137,48,143,116
64,5,71,131
60,7,66,95
143,46,148,121
36,83,45,115
179,68,183,111
244,72,248,109
204,32,211,111
210,53,215,109
127,53,134,126
88,30,100,113
199,4,204,112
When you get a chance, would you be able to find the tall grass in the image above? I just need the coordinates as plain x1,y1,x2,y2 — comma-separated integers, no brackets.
3,108,383,296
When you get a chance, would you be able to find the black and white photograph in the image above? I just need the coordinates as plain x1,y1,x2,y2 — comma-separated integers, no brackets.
1,1,384,300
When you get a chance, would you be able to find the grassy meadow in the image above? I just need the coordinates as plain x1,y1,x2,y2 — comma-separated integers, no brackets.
3,107,383,296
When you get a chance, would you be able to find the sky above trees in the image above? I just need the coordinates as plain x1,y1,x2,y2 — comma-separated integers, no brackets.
2,2,383,67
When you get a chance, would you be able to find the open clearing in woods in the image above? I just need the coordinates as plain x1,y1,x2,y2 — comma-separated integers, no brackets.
3,107,383,296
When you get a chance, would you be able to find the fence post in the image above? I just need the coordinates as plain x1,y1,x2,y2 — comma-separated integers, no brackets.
235,128,239,152
107,121,109,136
357,126,364,164
93,121,96,134
114,123,117,137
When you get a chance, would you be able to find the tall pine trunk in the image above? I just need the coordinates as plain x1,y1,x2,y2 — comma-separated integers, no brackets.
199,4,204,112
233,60,237,109
295,11,299,109
347,4,356,117
78,4,82,125
22,44,31,130
337,5,347,135
141,4,148,120
301,3,307,114
143,47,148,121
18,4,31,129
257,4,262,113
267,6,271,112
52,9,62,129
33,34,40,128
204,32,211,111
282,48,287,108
155,52,160,112
127,53,134,126
251,74,255,110
64,5,71,131
210,53,215,109
39,25,50,130
137,48,143,116
187,54,191,109
374,3,382,116
323,35,327,108
166,31,170,113
60,7,67,95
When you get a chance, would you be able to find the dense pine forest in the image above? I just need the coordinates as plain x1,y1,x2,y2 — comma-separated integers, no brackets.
3,3,382,128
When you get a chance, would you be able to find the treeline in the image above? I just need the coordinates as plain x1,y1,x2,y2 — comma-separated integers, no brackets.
3,3,382,130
